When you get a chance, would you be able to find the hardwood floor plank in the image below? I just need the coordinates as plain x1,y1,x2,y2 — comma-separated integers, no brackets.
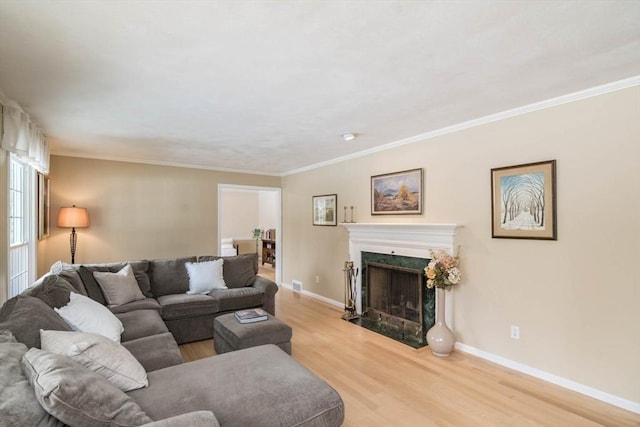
180,285,640,426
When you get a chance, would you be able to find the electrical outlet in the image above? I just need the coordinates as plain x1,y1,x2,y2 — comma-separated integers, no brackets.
510,325,520,340
315,275,320,284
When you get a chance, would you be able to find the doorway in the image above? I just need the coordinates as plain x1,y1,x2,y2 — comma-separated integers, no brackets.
217,184,281,284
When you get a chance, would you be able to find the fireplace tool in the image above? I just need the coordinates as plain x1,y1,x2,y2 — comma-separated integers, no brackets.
342,261,359,321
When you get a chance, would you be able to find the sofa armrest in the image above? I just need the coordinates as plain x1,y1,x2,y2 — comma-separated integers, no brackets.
141,411,219,427
252,276,278,315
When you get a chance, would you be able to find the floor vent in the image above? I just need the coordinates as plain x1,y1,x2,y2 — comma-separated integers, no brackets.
292,280,303,292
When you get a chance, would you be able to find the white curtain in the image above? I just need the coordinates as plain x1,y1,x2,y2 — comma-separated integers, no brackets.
1,104,50,174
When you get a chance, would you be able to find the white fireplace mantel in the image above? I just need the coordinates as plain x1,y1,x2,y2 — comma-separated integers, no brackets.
340,222,461,323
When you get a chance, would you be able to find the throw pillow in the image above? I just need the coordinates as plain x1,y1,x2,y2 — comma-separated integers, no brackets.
0,295,72,348
40,330,148,392
21,348,153,427
55,292,124,342
93,264,146,307
25,274,77,309
78,265,108,305
222,253,258,288
0,331,60,426
185,259,227,294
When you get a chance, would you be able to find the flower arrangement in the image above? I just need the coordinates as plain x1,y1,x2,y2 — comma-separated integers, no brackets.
424,249,461,289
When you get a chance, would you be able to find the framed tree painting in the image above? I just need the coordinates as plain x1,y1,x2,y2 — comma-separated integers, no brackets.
491,160,557,240
371,168,422,215
312,194,337,226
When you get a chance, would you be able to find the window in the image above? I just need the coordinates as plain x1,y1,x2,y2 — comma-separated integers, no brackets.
8,154,35,297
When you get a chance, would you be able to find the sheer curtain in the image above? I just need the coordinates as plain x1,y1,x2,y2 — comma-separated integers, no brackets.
1,103,49,174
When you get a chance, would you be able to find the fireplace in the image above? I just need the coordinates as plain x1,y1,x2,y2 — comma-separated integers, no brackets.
340,222,460,347
355,252,434,348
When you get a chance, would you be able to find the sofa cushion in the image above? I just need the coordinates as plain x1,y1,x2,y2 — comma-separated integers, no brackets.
0,330,61,426
0,295,72,348
22,348,153,427
40,330,148,392
110,298,162,315
149,257,197,297
186,259,227,294
122,332,183,373
116,309,169,342
24,274,77,309
157,294,218,320
208,287,263,313
141,411,220,427
127,345,344,427
55,292,124,342
94,264,146,307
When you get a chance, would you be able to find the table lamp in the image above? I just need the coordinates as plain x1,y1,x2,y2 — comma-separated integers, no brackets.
57,205,89,264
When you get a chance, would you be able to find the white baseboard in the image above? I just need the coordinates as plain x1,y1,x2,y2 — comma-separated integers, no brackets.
280,283,343,309
455,342,640,415
278,283,639,414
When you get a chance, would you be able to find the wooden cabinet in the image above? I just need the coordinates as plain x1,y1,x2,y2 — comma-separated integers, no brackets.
261,239,276,267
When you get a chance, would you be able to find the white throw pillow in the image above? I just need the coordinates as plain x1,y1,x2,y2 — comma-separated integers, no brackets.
55,292,124,342
40,330,148,392
185,259,227,294
93,264,145,307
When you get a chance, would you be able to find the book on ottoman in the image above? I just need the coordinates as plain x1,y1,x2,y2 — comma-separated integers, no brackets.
234,308,268,324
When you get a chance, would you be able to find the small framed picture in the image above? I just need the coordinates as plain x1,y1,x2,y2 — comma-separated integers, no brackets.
491,160,557,240
312,194,337,226
371,168,423,215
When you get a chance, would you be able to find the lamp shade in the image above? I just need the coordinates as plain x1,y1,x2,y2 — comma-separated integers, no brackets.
57,206,89,228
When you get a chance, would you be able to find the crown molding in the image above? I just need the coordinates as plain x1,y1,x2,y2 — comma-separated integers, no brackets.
51,151,282,177
283,75,640,176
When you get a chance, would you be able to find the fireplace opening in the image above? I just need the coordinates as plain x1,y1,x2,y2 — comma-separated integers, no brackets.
366,262,423,329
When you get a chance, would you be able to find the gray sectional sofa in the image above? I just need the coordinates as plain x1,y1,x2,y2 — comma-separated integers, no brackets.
0,253,345,426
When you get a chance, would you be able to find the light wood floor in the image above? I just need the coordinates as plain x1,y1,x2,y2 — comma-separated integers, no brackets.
180,275,639,426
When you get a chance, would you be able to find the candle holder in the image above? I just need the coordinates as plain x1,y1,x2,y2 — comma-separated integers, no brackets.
342,261,359,321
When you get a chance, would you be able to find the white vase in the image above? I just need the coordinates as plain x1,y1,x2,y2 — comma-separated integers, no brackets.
426,287,455,357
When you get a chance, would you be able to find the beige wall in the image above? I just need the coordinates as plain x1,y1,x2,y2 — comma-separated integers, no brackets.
38,156,280,275
281,87,640,403
219,189,260,240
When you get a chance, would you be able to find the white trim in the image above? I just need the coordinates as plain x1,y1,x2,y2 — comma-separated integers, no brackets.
283,75,640,176
280,282,343,309
52,152,282,177
455,342,640,415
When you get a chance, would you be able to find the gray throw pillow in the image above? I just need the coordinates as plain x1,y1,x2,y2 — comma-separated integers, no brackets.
0,331,61,426
0,296,72,348
26,275,77,309
21,348,153,427
222,253,258,288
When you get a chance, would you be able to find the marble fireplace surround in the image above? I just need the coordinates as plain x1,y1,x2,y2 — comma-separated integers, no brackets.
340,223,460,328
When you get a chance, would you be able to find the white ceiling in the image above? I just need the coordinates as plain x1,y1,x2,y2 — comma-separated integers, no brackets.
1,1,639,175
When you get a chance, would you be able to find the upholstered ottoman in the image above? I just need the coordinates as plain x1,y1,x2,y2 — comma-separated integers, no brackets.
213,313,292,355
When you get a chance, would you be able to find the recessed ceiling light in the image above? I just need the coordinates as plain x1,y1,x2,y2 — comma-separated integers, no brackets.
341,133,356,141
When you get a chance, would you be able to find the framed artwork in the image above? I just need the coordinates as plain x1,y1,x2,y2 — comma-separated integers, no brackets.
37,173,50,240
491,160,557,240
312,194,337,226
371,168,423,215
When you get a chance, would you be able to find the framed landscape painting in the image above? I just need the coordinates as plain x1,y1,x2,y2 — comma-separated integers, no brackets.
371,168,422,215
491,160,557,240
313,194,337,226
